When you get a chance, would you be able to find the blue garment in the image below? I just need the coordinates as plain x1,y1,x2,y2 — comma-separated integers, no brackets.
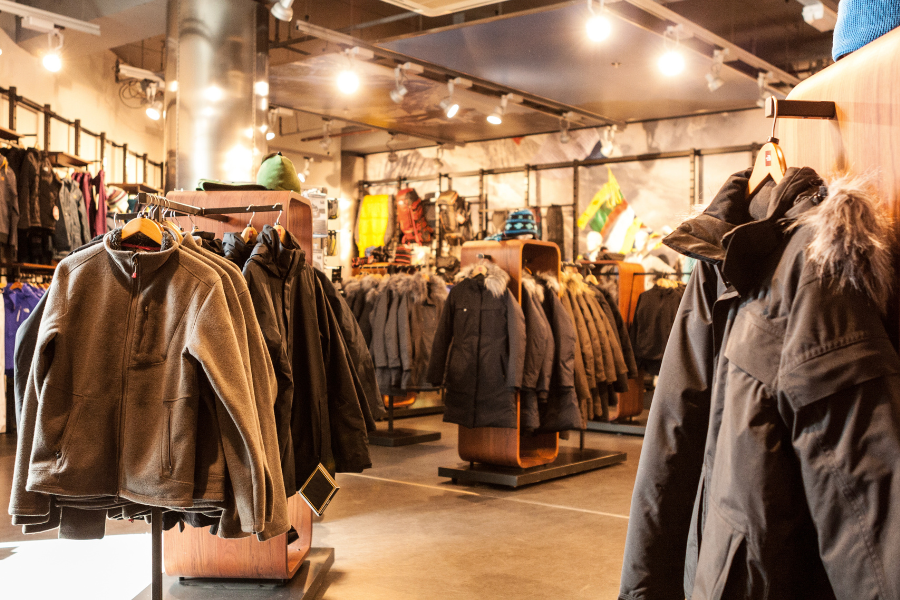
5,284,44,371
833,0,900,60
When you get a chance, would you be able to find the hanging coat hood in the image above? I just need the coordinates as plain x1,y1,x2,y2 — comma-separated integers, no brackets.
664,167,893,309
454,261,511,297
247,225,304,280
620,167,900,600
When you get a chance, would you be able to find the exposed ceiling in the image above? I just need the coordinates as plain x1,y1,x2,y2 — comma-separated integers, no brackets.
92,0,837,155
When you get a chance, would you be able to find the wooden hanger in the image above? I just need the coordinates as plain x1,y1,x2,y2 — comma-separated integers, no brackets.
748,97,786,195
273,210,286,243
241,210,258,244
121,207,163,245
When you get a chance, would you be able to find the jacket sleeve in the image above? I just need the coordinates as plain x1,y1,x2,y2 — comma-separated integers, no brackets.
397,292,412,381
426,289,454,386
619,263,720,600
187,280,268,536
7,167,18,249
505,290,526,389
776,275,900,600
14,293,46,427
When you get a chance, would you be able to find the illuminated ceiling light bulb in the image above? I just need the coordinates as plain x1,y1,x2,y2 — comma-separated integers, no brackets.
658,50,685,76
254,81,269,96
438,79,459,119
266,131,276,141
586,14,611,42
336,69,359,95
297,172,306,183
486,94,509,125
145,101,162,121
205,85,224,101
390,66,408,104
43,29,63,73
271,0,294,22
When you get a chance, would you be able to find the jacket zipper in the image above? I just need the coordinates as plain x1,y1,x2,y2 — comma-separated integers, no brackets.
117,256,140,496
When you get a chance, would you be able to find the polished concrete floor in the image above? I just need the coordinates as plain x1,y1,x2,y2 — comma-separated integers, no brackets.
0,414,645,599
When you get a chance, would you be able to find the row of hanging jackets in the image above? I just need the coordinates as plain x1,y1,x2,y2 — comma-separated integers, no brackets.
9,222,376,541
425,263,584,433
344,272,448,397
558,272,639,423
0,147,109,265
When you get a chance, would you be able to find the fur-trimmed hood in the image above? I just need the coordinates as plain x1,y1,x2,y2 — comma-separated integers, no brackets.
397,272,450,304
664,167,894,308
535,272,562,297
560,271,596,297
455,261,510,297
346,274,381,298
521,273,545,303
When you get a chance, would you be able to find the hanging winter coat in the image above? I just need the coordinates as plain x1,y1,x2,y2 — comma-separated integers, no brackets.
620,168,900,600
534,274,583,432
591,283,639,379
398,274,448,390
427,262,526,429
355,194,395,256
629,283,685,375
558,287,592,422
519,276,556,432
222,232,252,269
369,275,397,393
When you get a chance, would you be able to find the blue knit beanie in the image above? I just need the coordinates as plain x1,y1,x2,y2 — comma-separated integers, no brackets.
502,209,538,239
833,0,900,60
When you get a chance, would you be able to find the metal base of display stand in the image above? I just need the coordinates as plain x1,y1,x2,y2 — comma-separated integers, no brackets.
176,548,334,595
439,447,627,488
368,395,441,447
384,405,445,419
368,427,442,446
585,421,646,437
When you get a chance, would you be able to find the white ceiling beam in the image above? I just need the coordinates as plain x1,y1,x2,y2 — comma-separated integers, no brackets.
0,0,101,36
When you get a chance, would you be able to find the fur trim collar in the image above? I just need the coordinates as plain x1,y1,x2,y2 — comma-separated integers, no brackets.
560,271,595,296
456,261,510,297
535,272,561,297
343,279,361,296
522,274,545,303
791,173,894,309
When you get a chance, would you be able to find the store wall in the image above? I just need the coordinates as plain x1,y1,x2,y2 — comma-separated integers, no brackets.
363,108,769,260
0,25,164,187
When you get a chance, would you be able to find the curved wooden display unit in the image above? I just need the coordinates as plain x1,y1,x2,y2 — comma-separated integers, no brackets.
163,494,312,579
777,27,900,215
160,190,315,579
579,260,646,421
457,239,561,469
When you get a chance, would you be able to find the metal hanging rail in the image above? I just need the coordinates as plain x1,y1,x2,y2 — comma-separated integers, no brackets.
0,85,164,185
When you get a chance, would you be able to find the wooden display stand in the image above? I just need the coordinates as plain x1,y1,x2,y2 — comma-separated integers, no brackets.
581,260,648,435
159,190,324,582
439,240,627,487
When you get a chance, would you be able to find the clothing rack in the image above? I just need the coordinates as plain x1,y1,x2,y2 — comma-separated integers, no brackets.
360,143,760,260
438,240,627,488
0,86,163,187
106,191,329,597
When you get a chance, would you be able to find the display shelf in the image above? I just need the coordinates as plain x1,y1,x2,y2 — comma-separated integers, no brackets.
108,182,161,195
47,151,90,168
0,126,22,141
440,447,627,488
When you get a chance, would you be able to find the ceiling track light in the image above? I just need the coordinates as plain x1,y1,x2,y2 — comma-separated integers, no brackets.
756,71,773,107
271,0,294,22
145,83,162,121
433,145,444,169
586,0,612,42
43,28,63,73
438,79,460,119
706,48,728,92
320,120,333,152
559,117,571,144
600,124,617,156
386,135,400,164
298,157,311,182
487,94,511,125
658,24,686,77
390,66,408,104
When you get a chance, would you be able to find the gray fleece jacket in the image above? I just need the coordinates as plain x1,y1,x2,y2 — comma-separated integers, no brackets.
10,230,269,536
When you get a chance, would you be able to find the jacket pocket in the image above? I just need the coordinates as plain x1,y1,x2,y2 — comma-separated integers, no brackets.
693,506,750,600
31,384,83,469
160,397,196,484
131,297,184,365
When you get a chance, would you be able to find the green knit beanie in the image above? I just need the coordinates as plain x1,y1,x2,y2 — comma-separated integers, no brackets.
256,152,302,193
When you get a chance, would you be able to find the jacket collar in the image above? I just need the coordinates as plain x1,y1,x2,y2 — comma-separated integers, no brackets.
104,227,179,279
248,224,305,279
664,166,822,294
